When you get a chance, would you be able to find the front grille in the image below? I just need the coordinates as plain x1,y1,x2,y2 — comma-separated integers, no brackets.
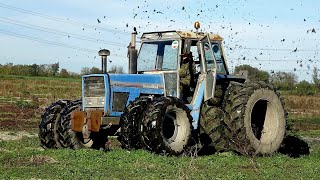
112,92,129,112
84,76,105,97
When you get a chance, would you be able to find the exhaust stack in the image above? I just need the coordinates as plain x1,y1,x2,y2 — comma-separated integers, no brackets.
98,49,110,74
128,27,138,74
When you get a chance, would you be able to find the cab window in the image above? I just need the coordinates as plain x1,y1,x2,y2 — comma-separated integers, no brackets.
212,43,227,74
137,40,179,71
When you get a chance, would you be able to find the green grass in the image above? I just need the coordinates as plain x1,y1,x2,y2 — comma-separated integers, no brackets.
0,74,81,82
0,74,81,105
1,75,320,179
288,116,320,137
0,118,13,121
0,137,319,179
0,112,16,115
298,130,320,138
290,116,320,124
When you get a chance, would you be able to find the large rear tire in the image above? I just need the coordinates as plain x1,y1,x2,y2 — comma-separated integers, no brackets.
199,105,229,153
38,100,69,148
223,81,286,155
119,97,151,149
140,97,192,155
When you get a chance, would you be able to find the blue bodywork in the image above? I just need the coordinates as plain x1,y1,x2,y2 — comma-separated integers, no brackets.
82,73,164,113
82,73,244,130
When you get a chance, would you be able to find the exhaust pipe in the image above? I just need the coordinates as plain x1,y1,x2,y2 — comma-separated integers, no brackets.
128,27,138,74
98,49,110,74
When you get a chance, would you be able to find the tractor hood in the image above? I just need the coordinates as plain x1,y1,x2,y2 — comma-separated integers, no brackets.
108,74,164,90
82,73,167,116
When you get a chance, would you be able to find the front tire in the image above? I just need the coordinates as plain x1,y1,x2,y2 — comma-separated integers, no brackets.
119,97,150,149
56,100,107,149
140,97,192,155
38,100,69,148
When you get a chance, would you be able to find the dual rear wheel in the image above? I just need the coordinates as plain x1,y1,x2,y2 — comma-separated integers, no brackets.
222,81,286,155
120,82,287,156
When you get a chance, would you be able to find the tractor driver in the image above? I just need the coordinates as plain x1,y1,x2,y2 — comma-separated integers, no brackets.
179,52,196,103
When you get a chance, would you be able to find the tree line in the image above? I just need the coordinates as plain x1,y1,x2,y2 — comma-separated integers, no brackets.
0,63,124,78
0,62,318,95
235,64,320,95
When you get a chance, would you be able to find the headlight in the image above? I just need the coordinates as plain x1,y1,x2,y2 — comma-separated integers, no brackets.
84,97,105,107
85,98,93,105
97,97,105,105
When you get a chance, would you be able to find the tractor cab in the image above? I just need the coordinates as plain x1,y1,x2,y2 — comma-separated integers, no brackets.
135,29,229,102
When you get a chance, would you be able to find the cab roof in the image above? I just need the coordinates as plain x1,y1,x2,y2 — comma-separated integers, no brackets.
141,30,223,41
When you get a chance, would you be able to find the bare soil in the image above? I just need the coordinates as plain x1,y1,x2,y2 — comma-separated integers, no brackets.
0,104,39,132
284,95,320,115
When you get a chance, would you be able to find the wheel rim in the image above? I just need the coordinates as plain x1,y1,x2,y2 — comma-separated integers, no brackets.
75,132,94,148
162,110,178,143
251,99,268,140
250,99,279,143
244,88,286,154
161,105,190,152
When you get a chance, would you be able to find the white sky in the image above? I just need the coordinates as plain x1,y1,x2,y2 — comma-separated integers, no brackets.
0,0,319,81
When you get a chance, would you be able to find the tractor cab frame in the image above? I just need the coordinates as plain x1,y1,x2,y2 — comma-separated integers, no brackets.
136,31,230,102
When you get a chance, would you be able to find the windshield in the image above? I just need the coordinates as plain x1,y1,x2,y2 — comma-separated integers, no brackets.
137,40,179,71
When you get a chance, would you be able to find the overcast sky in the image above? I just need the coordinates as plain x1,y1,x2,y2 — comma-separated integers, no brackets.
0,0,319,81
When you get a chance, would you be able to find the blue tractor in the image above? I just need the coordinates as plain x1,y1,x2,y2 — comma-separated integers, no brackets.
39,23,286,156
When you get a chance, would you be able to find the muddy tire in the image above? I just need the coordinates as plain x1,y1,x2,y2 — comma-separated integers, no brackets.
55,100,84,149
56,100,106,149
199,105,229,153
208,83,229,106
140,97,192,155
119,97,151,149
223,81,286,155
38,100,69,148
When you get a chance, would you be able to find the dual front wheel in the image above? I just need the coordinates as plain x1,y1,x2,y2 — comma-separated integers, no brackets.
39,99,106,150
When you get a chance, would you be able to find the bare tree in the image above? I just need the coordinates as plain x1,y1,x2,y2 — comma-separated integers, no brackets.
312,67,320,88
270,71,297,90
50,62,60,76
59,68,70,78
108,65,124,74
234,64,270,83
81,67,90,75
90,67,101,74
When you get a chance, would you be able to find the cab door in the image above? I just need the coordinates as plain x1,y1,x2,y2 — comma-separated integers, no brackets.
197,34,217,102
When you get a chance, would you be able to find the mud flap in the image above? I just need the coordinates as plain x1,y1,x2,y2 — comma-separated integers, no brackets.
87,111,103,132
71,111,85,132
71,110,103,132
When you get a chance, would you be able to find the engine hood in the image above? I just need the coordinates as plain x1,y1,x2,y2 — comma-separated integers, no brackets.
82,73,168,115
108,74,164,89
